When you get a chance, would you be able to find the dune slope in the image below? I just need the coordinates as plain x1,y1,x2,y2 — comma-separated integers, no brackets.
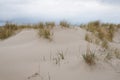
0,27,120,80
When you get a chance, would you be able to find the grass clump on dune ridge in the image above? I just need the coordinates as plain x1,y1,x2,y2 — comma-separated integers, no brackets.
0,22,18,40
83,21,119,49
83,21,117,42
45,22,55,29
60,21,70,28
86,21,100,32
0,28,14,39
37,22,45,29
38,28,53,40
85,33,93,43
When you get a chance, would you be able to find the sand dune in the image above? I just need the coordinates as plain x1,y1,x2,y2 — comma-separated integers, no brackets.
0,27,120,80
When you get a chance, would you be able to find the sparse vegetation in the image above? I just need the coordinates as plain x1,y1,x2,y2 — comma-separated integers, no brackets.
60,21,70,28
37,22,45,29
85,33,101,46
83,21,117,42
45,22,55,29
0,20,120,80
53,56,60,65
82,52,96,65
85,33,92,43
114,49,120,59
105,53,113,60
83,21,119,49
53,51,65,65
0,28,14,39
0,21,55,40
101,40,108,49
4,22,18,30
0,22,18,40
82,47,96,65
58,51,64,60
104,48,120,61
38,28,53,40
86,21,100,32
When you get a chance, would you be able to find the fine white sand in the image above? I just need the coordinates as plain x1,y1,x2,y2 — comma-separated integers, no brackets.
0,27,120,80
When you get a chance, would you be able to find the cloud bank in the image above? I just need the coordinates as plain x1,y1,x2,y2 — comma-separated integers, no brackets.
0,0,120,24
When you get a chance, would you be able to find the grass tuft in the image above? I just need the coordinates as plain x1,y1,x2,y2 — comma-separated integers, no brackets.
38,28,53,40
0,22,18,40
58,51,64,60
114,49,120,59
82,47,96,65
101,40,108,49
60,21,70,28
45,22,55,29
37,22,44,29
85,33,92,43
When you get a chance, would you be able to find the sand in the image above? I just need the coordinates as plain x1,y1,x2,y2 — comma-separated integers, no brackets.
0,27,120,80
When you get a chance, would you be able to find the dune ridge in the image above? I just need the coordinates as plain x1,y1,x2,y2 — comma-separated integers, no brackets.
0,26,120,80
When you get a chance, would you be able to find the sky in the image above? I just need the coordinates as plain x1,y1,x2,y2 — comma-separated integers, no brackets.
0,0,120,25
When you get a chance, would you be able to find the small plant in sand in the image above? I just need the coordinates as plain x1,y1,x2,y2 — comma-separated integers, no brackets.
60,21,70,28
53,51,65,65
82,52,96,65
58,51,64,60
38,28,53,40
82,46,96,65
53,57,60,65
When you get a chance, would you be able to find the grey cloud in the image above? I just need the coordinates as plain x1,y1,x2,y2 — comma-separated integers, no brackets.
0,0,120,24
99,0,120,5
0,0,34,6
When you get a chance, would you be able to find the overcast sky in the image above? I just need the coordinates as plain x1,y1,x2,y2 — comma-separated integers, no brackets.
0,0,120,25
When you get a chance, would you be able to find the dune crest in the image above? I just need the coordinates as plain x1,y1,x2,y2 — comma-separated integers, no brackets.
0,27,120,80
